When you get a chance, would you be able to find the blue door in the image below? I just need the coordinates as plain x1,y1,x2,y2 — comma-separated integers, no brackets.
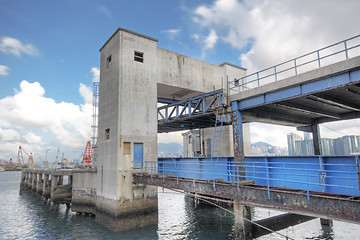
134,143,143,168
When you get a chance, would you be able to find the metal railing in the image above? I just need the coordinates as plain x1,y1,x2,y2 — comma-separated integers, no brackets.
133,156,360,200
229,34,360,94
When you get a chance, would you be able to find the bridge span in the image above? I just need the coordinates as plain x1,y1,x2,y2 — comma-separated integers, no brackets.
152,35,360,238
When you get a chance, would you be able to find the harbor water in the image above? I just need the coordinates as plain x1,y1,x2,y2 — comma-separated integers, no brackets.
0,171,359,239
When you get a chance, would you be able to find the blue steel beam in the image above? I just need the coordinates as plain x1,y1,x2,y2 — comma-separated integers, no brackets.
235,70,360,110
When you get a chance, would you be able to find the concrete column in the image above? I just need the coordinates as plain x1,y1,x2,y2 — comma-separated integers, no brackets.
231,101,245,179
312,124,333,226
36,173,43,196
234,202,252,240
43,174,51,203
27,172,32,189
312,124,322,155
50,175,58,210
32,173,38,192
19,170,26,192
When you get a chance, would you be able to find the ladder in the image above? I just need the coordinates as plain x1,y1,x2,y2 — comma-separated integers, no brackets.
211,114,224,161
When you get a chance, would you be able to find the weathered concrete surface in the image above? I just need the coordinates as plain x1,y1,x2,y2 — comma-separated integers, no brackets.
72,170,97,215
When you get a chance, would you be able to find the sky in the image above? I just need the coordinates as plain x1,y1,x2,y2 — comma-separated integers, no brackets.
1,0,360,162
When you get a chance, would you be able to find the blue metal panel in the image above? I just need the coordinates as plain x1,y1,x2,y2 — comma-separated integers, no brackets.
265,86,301,103
157,155,360,197
238,95,264,109
134,143,143,168
302,77,332,94
331,73,350,86
350,69,360,82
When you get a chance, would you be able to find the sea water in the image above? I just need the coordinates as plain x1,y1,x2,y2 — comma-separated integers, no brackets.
0,171,359,239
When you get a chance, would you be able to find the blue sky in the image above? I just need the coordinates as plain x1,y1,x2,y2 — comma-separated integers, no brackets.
1,0,360,162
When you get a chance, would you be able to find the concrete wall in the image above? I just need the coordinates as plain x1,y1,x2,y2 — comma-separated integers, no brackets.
183,124,251,158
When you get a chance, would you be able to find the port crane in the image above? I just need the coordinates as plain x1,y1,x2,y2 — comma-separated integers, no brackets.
16,146,34,169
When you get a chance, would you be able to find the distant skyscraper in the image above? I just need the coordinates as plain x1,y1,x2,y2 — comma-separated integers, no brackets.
288,133,360,156
287,133,303,155
304,132,311,140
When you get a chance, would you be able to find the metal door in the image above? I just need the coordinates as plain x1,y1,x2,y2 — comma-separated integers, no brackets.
134,143,143,168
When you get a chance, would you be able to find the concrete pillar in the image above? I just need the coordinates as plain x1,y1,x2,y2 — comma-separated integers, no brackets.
234,202,252,240
231,101,245,179
43,174,51,202
32,173,37,192
19,170,26,192
36,173,43,196
312,124,322,155
312,124,333,225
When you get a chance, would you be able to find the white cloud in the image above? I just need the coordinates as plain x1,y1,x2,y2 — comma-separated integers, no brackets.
0,36,39,57
158,132,185,145
97,6,112,18
79,83,92,105
190,0,360,148
91,67,100,82
0,65,9,76
0,80,92,159
163,29,181,40
193,0,360,72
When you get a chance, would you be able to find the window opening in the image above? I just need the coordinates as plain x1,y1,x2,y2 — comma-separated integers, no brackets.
134,51,144,63
107,55,112,68
105,128,110,140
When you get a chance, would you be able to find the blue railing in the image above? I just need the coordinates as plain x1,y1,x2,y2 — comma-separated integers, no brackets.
229,34,360,94
134,156,360,200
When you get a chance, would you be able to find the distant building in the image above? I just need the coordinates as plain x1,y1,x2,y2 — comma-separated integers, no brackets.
287,133,303,155
287,133,360,155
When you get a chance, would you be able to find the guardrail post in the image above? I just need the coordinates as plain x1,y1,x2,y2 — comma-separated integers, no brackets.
265,157,270,199
257,72,260,87
274,66,277,81
294,59,298,75
344,40,349,59
317,50,321,68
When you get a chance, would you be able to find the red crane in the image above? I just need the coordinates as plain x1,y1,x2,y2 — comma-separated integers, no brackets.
81,141,93,167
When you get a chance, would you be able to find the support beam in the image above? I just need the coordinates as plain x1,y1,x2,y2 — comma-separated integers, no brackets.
307,95,360,112
312,124,322,155
275,102,341,119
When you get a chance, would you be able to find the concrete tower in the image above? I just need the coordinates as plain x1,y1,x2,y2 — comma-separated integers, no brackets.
96,28,247,231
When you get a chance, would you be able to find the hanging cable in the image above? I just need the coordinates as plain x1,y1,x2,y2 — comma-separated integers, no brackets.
169,189,295,240
322,125,348,136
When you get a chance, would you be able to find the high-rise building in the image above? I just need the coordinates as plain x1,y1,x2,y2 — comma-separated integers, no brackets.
287,133,360,155
287,133,303,155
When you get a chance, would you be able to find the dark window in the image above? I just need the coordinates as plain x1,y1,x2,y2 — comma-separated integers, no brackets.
105,128,110,140
134,51,144,63
107,55,112,68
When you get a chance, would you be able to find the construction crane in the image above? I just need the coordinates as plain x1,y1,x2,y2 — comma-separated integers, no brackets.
81,141,93,167
16,146,34,169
